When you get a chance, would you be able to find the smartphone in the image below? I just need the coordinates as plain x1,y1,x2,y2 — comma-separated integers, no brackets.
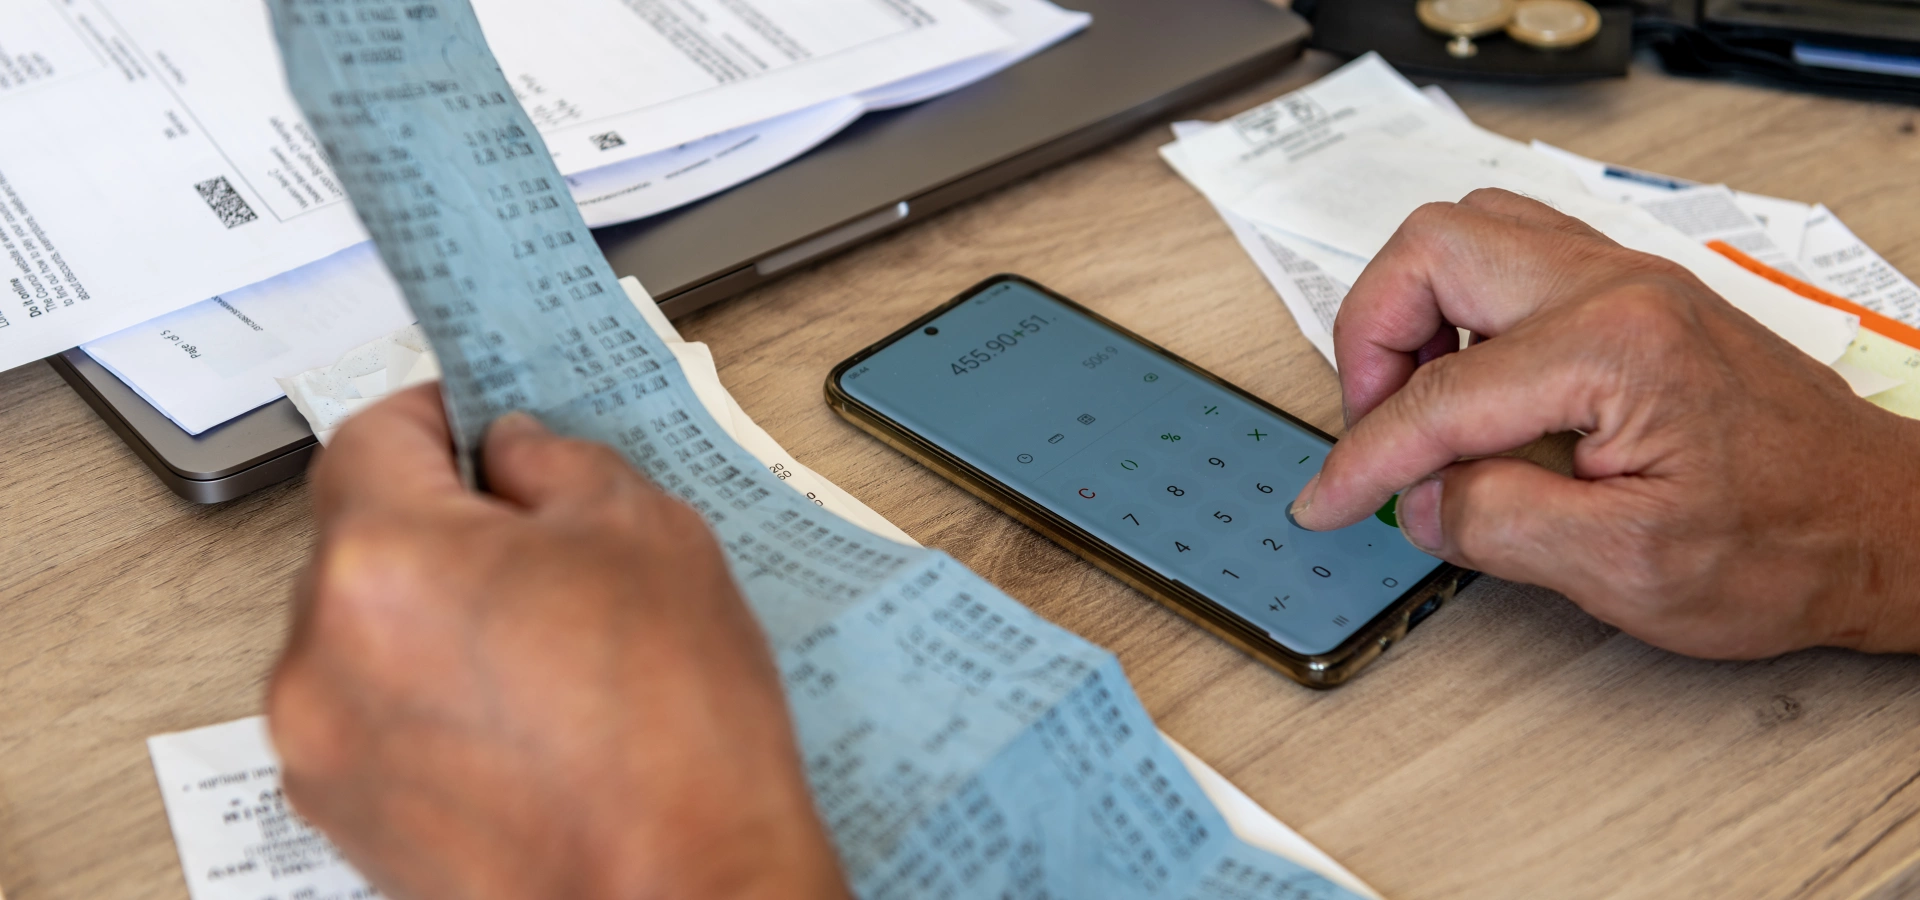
826,275,1474,688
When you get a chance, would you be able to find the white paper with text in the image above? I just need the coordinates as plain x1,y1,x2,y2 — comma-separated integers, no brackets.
0,0,371,372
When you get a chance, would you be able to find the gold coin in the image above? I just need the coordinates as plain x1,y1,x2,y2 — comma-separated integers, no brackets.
1507,0,1601,49
1415,0,1516,37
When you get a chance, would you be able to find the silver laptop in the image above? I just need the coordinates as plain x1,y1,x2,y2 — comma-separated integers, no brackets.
50,0,1309,503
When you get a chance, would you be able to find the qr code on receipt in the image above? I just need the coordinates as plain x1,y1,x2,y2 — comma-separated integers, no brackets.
194,176,258,229
1231,96,1331,149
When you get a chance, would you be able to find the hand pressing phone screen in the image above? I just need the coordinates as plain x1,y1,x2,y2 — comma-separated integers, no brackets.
828,275,1474,688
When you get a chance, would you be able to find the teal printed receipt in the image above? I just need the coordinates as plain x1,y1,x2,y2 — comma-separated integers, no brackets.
270,3,1359,897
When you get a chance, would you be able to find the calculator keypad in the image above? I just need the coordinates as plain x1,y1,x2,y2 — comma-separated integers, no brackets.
1033,381,1435,656
837,280,1441,657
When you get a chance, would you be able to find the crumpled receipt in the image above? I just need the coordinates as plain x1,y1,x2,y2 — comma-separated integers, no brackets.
276,323,436,443
278,278,914,544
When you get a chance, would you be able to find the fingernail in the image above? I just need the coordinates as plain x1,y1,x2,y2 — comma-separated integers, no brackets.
1288,475,1321,529
1399,476,1444,553
1341,401,1353,431
490,411,547,440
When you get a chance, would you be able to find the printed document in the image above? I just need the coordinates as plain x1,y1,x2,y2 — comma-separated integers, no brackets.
472,0,1013,170
71,0,1085,431
567,0,1087,227
567,0,1087,225
1160,54,1859,367
858,0,1090,109
0,0,1015,373
569,98,870,228
0,0,370,373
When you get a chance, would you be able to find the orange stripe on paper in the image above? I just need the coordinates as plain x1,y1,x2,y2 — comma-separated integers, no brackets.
1707,239,1920,351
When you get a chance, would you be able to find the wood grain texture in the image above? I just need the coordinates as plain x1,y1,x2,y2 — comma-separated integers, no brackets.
3,47,1919,900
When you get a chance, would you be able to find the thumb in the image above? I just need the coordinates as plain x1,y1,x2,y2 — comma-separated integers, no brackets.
1401,457,1622,592
483,411,654,511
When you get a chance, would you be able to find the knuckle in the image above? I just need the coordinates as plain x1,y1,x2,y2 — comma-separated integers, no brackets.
1460,186,1521,207
1400,201,1463,240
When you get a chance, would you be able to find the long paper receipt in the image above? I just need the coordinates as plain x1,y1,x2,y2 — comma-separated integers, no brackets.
268,1,1360,897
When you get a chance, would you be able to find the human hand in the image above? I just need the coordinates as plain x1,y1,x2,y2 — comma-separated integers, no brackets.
1289,189,1920,659
268,385,848,900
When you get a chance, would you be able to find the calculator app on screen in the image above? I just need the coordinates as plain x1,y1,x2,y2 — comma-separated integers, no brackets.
837,279,1444,656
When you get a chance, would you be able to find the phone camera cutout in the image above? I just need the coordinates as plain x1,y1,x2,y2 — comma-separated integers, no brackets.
924,327,940,336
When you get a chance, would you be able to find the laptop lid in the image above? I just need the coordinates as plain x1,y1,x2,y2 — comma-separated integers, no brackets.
601,0,1310,315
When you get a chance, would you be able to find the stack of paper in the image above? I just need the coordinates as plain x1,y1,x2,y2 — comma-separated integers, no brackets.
0,0,1088,434
151,277,1383,900
1158,55,1903,396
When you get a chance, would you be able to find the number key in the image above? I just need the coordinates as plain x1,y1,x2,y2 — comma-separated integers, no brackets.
1191,452,1234,478
1195,505,1245,529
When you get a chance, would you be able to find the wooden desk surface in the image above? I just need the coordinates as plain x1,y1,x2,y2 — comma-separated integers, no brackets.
5,50,1920,900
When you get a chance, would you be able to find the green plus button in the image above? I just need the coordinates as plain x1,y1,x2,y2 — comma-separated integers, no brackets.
1375,494,1400,527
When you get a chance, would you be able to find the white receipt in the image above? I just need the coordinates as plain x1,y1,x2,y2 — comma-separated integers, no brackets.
1160,54,1859,368
151,716,1377,900
1800,204,1920,327
1161,55,1590,262
1168,82,1473,369
148,718,370,900
1173,120,1348,367
159,278,1378,900
1417,83,1468,122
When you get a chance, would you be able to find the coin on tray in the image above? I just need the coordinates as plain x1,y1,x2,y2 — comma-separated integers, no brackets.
1507,0,1602,49
1415,0,1517,58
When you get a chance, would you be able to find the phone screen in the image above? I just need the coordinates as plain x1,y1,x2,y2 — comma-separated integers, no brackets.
836,277,1445,656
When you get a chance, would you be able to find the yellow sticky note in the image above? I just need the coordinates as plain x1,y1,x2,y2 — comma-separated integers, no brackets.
1843,328,1920,419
